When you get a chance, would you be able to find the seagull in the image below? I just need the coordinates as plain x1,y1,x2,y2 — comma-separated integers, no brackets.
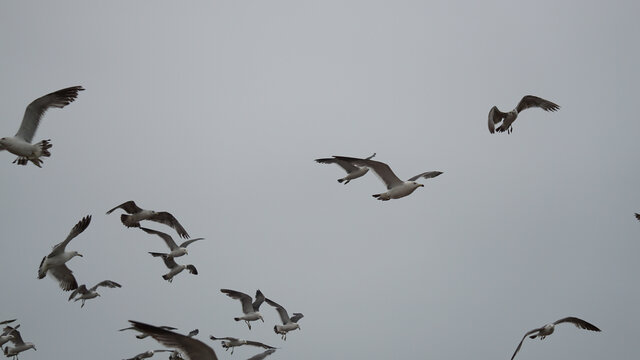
634,213,640,222
330,156,443,201
264,298,303,340
220,289,265,330
150,253,198,283
106,201,190,239
38,215,91,291
127,320,219,360
488,95,560,134
123,349,173,360
209,336,275,355
140,227,204,258
246,349,276,360
68,280,122,307
510,316,601,360
315,152,376,184
0,86,84,167
2,326,36,359
120,326,178,339
0,324,19,347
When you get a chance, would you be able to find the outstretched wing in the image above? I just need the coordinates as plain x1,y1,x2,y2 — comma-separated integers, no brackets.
252,290,265,311
106,200,143,215
16,86,84,143
50,215,91,256
407,171,443,182
331,156,403,189
128,320,218,360
140,227,179,250
221,289,254,314
553,317,601,331
68,284,88,300
90,280,122,291
0,319,16,326
246,349,276,360
511,328,542,360
289,313,304,323
49,263,78,291
516,95,560,113
264,298,290,325
179,238,205,249
244,341,276,350
7,326,25,346
315,157,360,173
148,212,190,239
488,106,506,134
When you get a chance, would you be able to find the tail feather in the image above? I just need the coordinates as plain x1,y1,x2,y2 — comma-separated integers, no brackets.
39,140,52,157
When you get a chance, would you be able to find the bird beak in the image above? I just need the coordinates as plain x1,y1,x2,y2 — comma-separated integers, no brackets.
419,184,424,187
77,253,84,257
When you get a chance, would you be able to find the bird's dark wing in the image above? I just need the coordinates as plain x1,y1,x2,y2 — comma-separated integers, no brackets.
128,321,218,360
516,95,560,113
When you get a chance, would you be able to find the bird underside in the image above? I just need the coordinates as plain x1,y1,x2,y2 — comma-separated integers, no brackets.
12,140,52,167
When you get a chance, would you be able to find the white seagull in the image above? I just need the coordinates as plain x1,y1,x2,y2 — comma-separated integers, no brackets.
127,320,219,360
331,156,443,201
209,336,275,355
315,152,376,184
120,325,178,339
38,215,91,291
123,349,173,360
0,86,84,167
3,326,36,359
510,316,601,360
140,227,204,258
488,95,560,134
150,253,198,283
264,298,303,340
220,289,265,330
0,324,19,347
68,280,121,307
106,201,190,239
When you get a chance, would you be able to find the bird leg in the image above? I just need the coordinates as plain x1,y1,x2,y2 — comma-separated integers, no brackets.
231,347,234,355
245,320,251,330
81,300,86,308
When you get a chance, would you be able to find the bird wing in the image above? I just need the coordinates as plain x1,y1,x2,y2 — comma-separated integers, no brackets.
49,263,78,291
264,298,290,325
516,95,560,113
91,280,122,291
209,336,236,341
7,327,25,346
187,329,199,337
179,238,204,249
634,213,640,221
488,106,506,134
315,157,360,172
15,86,84,143
186,265,198,275
290,313,304,323
106,200,143,215
1,325,19,338
140,227,179,250
50,215,91,256
162,256,179,269
511,328,542,360
244,341,276,349
245,349,276,360
68,284,88,300
0,319,16,325
553,317,601,331
407,171,443,182
332,156,403,189
149,212,190,239
128,321,218,360
221,289,254,314
252,290,265,311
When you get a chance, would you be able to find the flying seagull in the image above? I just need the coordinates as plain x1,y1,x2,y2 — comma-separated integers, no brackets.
123,349,173,360
3,326,36,359
38,215,91,291
68,280,121,307
120,325,178,339
510,316,601,360
488,95,560,134
106,201,190,239
0,86,84,167
150,253,198,282
127,320,219,360
264,298,303,340
634,213,640,222
220,289,265,330
0,324,19,347
246,349,276,360
140,227,204,258
209,336,275,355
331,156,442,201
315,152,376,184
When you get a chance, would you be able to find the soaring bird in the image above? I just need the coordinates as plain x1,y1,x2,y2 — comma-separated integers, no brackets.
106,201,190,239
68,280,121,307
488,95,560,134
315,152,376,184
3,326,36,358
331,156,442,201
0,86,84,167
264,298,303,340
38,215,91,291
140,227,204,258
220,289,265,330
510,316,601,360
150,253,198,283
126,321,218,360
209,336,275,355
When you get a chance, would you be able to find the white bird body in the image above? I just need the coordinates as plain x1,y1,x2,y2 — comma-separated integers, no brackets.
373,181,424,200
274,322,300,335
0,137,45,158
264,298,303,340
0,334,14,347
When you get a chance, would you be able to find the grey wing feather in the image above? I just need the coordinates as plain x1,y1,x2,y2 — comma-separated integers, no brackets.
16,86,84,143
553,317,601,331
129,321,218,360
290,313,304,323
332,156,403,189
140,227,179,250
162,256,179,269
511,328,541,360
264,298,290,324
244,341,276,349
407,171,443,182
209,336,236,341
0,320,16,326
149,212,190,239
315,157,360,172
179,238,204,249
91,280,122,291
106,201,143,215
186,265,198,275
221,289,254,314
49,264,78,291
252,290,265,311
68,285,88,300
246,349,276,360
7,327,24,345
488,106,506,134
516,95,560,113
50,215,91,256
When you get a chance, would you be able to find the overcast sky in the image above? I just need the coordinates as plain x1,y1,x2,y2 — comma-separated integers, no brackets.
1,1,639,359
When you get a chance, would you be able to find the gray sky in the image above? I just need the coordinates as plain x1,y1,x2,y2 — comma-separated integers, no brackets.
1,1,639,359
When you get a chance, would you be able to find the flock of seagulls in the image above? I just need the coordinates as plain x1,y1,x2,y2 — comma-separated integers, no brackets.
2,85,620,360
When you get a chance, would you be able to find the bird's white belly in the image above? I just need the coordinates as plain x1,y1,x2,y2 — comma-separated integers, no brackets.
276,323,299,333
1,137,36,157
345,167,369,181
388,183,420,199
239,313,261,321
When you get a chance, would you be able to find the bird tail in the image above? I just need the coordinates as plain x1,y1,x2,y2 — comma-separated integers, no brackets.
38,139,52,157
